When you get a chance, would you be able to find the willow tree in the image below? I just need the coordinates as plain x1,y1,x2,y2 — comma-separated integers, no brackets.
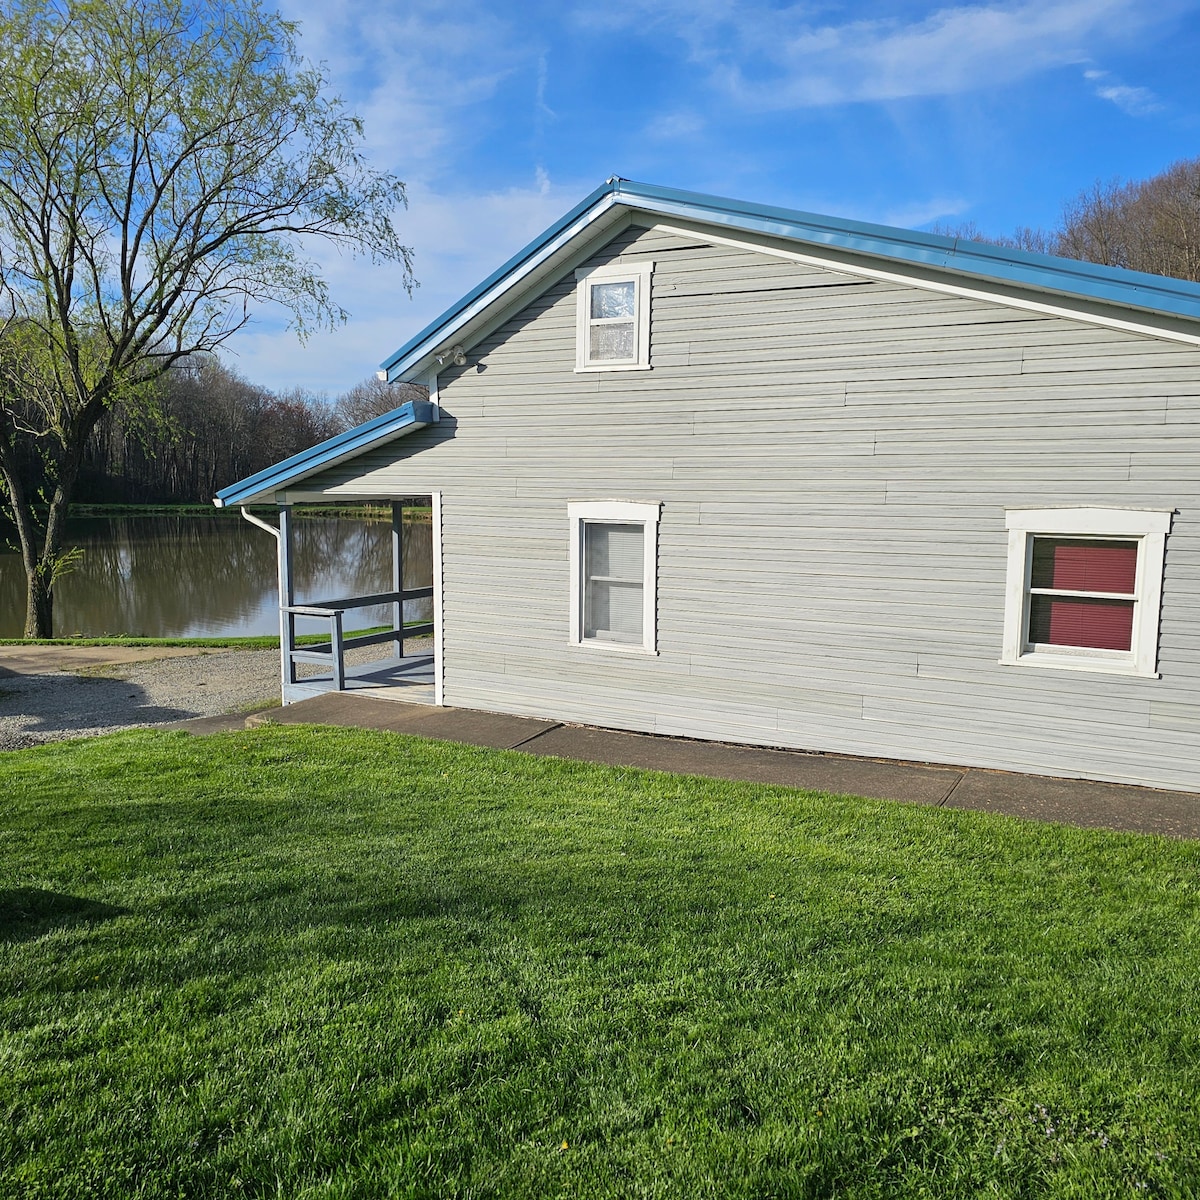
0,0,412,637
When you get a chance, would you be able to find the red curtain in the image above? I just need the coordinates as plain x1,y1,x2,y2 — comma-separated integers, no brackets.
1029,539,1138,651
1029,595,1135,650
1031,539,1137,594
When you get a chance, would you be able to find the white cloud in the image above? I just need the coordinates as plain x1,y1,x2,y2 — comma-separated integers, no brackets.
644,111,706,140
276,0,534,172
218,2,566,395
580,0,1170,108
880,196,972,228
1083,68,1163,116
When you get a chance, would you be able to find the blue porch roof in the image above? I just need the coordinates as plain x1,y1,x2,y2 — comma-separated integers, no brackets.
213,399,436,508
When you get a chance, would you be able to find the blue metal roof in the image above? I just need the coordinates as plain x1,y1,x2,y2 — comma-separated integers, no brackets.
213,399,436,507
381,178,1200,381
379,179,619,378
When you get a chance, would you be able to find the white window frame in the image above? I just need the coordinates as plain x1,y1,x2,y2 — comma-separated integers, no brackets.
574,261,653,372
1000,507,1172,678
568,500,661,655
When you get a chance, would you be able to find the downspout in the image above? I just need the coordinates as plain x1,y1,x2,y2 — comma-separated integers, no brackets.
240,506,295,702
240,506,279,541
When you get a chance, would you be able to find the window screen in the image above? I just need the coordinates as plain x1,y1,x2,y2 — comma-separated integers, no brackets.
1027,538,1138,652
583,522,644,642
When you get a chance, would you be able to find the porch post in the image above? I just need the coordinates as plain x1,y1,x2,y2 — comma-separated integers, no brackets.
278,504,297,694
392,500,405,659
331,610,345,691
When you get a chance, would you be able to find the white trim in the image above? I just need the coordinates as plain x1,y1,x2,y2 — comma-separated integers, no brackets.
574,261,653,371
568,500,661,654
999,507,1172,678
424,371,440,420
386,199,628,380
647,219,1200,349
432,491,445,706
1004,507,1172,536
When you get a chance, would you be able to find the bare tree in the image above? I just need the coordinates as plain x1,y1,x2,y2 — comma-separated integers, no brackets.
931,156,1200,284
927,220,1056,255
332,375,428,432
0,0,412,636
1057,160,1200,281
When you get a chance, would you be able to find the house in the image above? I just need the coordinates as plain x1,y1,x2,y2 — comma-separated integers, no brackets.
215,179,1200,794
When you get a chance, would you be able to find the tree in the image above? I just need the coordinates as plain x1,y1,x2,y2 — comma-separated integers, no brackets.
0,0,412,636
932,156,1200,284
1056,159,1200,281
332,375,427,432
80,357,339,504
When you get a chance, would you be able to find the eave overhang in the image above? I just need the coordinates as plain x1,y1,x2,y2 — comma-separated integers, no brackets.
213,399,436,508
379,180,628,383
381,179,1200,384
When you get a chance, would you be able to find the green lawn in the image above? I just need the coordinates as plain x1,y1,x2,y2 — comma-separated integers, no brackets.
2,727,1199,1198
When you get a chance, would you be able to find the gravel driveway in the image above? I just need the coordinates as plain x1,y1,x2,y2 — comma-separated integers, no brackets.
0,649,282,751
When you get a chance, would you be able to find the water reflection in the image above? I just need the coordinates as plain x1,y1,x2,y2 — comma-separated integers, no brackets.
0,515,433,638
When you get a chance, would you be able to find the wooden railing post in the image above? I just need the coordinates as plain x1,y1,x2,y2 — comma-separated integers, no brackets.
392,500,405,659
331,611,345,691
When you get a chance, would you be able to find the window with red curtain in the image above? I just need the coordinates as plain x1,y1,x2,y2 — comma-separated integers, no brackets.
1027,538,1138,651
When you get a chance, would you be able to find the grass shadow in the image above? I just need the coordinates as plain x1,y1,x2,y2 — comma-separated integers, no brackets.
0,887,129,943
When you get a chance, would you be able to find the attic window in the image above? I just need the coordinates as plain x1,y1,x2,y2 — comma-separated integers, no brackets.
575,262,653,371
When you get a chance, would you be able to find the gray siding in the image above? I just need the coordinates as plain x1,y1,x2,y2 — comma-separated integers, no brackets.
300,221,1200,792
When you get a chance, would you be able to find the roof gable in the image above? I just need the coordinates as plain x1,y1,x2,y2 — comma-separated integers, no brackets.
381,179,1200,383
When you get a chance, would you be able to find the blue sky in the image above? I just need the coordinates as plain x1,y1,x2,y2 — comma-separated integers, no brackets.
230,0,1200,396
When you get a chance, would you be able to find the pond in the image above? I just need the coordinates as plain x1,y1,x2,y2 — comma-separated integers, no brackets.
0,513,433,639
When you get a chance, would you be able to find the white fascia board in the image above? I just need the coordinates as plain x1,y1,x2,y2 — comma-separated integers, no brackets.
641,215,1200,348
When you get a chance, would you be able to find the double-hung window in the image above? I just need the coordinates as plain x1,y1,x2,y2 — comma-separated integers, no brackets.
568,501,660,654
1001,508,1172,677
575,262,653,371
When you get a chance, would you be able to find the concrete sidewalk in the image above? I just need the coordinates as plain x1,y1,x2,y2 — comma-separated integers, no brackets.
186,691,1200,840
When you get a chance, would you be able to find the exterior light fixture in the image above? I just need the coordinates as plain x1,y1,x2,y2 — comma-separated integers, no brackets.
435,345,467,367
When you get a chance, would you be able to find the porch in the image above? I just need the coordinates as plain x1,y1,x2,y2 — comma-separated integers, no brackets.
243,497,439,707
283,615,435,706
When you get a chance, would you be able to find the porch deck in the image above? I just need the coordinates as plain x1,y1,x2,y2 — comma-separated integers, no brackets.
283,651,435,706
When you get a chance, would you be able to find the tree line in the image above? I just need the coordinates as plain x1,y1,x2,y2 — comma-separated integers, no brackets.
933,156,1200,282
78,361,423,505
